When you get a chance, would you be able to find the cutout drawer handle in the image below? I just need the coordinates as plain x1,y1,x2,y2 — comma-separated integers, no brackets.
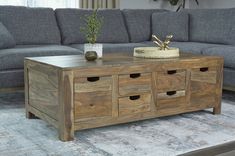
200,67,209,72
130,73,141,78
167,70,177,75
166,91,177,96
87,77,100,82
129,95,140,100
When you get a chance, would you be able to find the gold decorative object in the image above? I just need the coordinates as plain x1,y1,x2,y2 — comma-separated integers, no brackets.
152,34,173,50
133,34,180,59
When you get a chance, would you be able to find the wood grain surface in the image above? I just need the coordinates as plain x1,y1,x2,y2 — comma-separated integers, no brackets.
24,53,224,141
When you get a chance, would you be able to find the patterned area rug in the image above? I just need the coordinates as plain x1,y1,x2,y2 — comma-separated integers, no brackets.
0,91,235,156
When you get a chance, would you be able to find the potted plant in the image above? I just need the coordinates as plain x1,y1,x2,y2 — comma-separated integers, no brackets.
81,9,103,58
168,0,199,11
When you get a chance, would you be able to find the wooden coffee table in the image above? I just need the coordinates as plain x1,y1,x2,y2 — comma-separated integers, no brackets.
24,53,223,141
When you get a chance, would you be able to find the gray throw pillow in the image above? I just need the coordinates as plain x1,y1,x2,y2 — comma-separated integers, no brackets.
122,9,167,43
0,6,61,45
182,8,235,45
0,22,16,49
55,9,129,44
152,12,189,41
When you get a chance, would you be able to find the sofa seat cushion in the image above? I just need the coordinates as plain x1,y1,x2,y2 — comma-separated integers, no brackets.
55,9,129,44
182,8,235,45
0,22,16,49
0,45,82,70
0,69,24,88
223,67,235,87
203,46,235,68
152,12,189,41
70,43,148,55
122,9,167,43
142,41,222,54
0,6,61,45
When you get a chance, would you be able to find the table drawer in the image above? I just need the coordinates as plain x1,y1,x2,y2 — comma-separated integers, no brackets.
191,67,217,84
191,80,217,95
74,91,112,119
157,90,186,111
190,93,216,108
119,73,151,96
157,69,186,92
119,93,151,116
74,76,112,120
74,76,112,93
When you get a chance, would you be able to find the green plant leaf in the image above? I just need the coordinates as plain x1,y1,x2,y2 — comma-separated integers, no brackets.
80,9,103,44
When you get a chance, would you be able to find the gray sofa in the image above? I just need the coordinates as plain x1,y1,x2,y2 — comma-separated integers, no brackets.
0,6,235,89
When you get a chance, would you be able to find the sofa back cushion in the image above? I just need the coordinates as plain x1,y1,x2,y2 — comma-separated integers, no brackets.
55,9,129,44
0,6,61,45
122,9,167,43
182,8,235,45
152,12,189,41
0,22,16,49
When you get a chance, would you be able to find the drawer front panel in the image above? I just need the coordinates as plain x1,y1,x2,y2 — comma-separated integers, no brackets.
74,76,112,93
190,93,216,108
191,67,217,84
119,93,151,116
157,70,186,92
119,73,151,96
74,91,112,119
157,90,186,111
191,81,217,95
74,76,112,120
190,67,218,106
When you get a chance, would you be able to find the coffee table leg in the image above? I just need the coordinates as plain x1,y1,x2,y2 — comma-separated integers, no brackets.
25,62,35,119
59,124,74,141
26,111,38,119
59,71,75,141
213,106,221,115
213,64,223,115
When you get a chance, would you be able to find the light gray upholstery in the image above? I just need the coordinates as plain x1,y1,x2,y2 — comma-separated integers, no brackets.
55,9,129,44
96,9,129,43
0,45,82,70
152,12,189,41
122,9,167,43
182,8,235,45
202,46,235,69
170,42,224,54
224,68,235,87
0,69,24,88
55,9,92,44
0,7,235,89
70,43,148,55
143,41,223,54
0,6,61,45
0,22,15,49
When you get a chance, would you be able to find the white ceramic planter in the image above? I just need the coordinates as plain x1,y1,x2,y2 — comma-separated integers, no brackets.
84,43,103,58
134,47,180,59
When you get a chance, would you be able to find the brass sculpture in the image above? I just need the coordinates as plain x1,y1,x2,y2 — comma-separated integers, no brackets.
152,35,173,50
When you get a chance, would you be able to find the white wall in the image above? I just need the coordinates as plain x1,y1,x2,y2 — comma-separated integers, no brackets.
189,0,235,9
119,0,189,10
